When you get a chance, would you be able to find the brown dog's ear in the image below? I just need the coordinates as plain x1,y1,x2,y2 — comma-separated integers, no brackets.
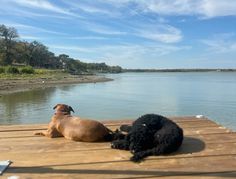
53,104,58,110
69,106,75,113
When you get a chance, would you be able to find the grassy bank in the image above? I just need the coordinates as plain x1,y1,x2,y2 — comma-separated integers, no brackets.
0,66,70,79
0,66,112,95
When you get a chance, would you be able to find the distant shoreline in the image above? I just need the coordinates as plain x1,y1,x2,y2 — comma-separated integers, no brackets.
0,75,112,95
123,69,236,72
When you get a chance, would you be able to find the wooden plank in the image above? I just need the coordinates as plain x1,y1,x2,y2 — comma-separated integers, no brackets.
4,172,236,179
1,132,236,145
0,116,220,132
190,132,236,143
0,118,231,138
0,134,236,162
0,125,231,139
3,155,236,178
0,117,235,179
2,152,236,171
1,139,236,161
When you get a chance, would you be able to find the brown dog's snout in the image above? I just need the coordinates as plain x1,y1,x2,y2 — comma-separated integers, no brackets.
53,104,75,114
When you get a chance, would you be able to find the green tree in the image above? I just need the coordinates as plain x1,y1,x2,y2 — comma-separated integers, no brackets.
0,24,19,65
29,41,51,67
14,41,30,64
0,24,123,73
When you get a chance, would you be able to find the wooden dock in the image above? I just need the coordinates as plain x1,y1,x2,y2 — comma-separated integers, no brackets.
1,116,236,178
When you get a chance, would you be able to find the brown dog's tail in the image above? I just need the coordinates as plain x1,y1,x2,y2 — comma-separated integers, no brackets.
104,129,126,141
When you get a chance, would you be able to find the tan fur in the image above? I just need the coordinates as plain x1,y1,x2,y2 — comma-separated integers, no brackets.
34,104,111,142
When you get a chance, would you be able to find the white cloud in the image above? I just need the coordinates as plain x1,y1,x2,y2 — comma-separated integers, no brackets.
94,43,191,67
137,0,198,16
63,1,114,16
84,22,127,35
100,44,190,57
100,0,236,18
3,0,236,21
142,0,236,18
135,24,182,43
13,0,66,13
5,0,81,18
4,0,236,19
49,45,93,53
4,22,68,36
46,43,190,66
201,33,236,53
201,0,236,18
68,36,108,40
20,35,42,40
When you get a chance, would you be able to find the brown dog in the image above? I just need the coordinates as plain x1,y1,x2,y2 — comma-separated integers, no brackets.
34,104,115,142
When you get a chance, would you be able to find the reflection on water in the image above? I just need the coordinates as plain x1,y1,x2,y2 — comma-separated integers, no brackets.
0,72,236,130
0,88,55,124
0,84,87,124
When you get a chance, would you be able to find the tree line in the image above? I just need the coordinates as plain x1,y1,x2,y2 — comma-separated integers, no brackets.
0,24,122,74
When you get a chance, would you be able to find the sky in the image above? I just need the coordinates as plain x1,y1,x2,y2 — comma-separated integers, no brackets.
1,0,236,69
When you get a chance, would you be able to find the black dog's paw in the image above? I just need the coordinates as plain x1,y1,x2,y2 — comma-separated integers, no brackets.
111,140,129,150
130,155,144,163
111,140,124,149
111,141,120,149
113,129,126,140
120,125,132,132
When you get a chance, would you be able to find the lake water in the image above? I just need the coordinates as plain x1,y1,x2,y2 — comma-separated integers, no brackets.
0,72,236,130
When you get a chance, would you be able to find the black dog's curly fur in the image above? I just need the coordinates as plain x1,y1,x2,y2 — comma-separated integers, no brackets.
111,114,183,162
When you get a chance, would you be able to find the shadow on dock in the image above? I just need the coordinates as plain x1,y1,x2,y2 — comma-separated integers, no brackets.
174,136,206,155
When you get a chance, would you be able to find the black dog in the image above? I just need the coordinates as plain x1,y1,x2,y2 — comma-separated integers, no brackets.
111,114,183,162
